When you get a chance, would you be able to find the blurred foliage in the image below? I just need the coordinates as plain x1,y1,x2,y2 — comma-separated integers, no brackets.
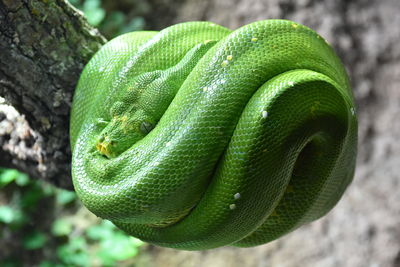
0,168,144,266
69,0,147,38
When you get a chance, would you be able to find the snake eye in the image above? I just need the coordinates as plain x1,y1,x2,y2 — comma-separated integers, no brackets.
140,121,154,134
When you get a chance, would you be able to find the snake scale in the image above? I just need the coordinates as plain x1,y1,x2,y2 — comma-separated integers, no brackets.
70,20,357,250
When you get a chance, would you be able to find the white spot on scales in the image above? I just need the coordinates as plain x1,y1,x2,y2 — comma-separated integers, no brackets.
262,110,268,118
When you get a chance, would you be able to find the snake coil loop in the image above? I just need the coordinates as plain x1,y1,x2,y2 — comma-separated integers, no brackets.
71,20,357,250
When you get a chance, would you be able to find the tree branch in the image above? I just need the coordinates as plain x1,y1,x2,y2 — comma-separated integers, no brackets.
0,0,106,189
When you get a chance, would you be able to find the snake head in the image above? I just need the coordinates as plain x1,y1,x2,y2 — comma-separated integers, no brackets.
95,110,155,158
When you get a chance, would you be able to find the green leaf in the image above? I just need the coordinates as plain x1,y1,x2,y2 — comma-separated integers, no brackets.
97,233,143,264
70,236,86,250
0,169,30,187
57,237,89,266
0,169,18,187
130,237,145,247
82,0,105,26
100,11,125,37
68,0,81,7
0,206,27,228
82,0,100,9
23,231,47,250
0,206,15,224
56,190,76,205
39,181,55,197
20,184,46,209
120,17,145,34
15,172,30,186
86,220,114,240
51,219,72,236
84,8,105,26
87,220,144,264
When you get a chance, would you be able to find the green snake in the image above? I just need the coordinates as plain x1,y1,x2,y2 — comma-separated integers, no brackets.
70,20,357,250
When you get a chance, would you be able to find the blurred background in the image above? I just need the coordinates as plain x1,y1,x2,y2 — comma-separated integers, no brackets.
1,0,399,266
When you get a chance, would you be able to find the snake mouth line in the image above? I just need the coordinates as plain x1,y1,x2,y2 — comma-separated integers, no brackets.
96,139,114,158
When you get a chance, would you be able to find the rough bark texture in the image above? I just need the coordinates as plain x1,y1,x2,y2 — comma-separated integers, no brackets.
0,0,106,188
1,0,399,266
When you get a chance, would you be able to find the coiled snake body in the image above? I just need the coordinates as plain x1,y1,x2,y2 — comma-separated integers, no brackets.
70,20,357,250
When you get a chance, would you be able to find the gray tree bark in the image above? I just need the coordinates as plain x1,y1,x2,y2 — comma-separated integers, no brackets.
1,0,399,266
0,0,105,188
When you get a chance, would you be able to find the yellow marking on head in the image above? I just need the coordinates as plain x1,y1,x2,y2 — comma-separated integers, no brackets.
122,120,136,134
96,137,113,158
113,115,130,131
204,39,212,44
96,142,103,152
121,115,128,122
251,37,258,42
291,23,299,28
226,55,233,61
